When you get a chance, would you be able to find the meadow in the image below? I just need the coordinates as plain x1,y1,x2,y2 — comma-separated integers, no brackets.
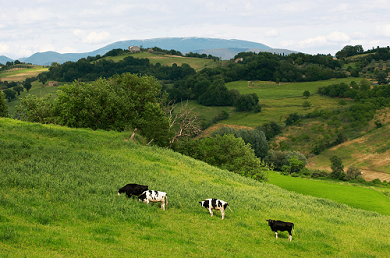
1,118,390,257
104,52,224,71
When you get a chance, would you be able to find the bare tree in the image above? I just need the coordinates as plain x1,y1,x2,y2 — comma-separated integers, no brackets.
164,100,202,147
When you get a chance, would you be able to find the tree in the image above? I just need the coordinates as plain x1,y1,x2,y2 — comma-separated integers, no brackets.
0,90,8,117
39,75,48,86
330,155,345,180
174,134,269,181
302,101,311,109
376,72,388,85
165,100,202,147
23,81,32,92
303,90,310,98
16,73,171,147
3,89,16,101
13,86,24,95
345,166,363,181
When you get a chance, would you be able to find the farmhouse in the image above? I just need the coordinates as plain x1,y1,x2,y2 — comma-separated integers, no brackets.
48,81,58,86
129,46,141,53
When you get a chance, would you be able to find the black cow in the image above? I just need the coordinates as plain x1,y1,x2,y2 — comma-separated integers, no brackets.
266,219,295,241
118,184,148,198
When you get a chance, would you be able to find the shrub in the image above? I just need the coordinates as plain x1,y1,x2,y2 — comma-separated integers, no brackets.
173,134,269,181
311,170,329,178
330,155,345,180
345,166,362,181
0,91,7,117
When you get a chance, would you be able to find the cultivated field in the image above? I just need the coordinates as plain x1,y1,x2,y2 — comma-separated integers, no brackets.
105,52,225,71
1,118,390,257
0,67,48,82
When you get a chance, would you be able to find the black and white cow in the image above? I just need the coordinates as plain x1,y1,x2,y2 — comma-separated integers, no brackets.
266,219,295,241
138,190,168,210
118,184,148,198
199,198,233,219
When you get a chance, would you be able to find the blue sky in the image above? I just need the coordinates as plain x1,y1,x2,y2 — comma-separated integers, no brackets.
1,0,390,59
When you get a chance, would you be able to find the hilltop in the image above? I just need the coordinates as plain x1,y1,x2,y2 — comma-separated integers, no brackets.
1,117,390,257
1,37,299,65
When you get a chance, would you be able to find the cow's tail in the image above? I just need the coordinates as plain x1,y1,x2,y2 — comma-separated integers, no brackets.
228,204,233,213
165,194,168,207
293,224,295,235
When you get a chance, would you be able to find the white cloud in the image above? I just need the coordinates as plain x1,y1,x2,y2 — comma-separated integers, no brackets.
73,30,111,44
352,31,367,39
82,31,111,44
375,24,390,37
265,29,279,38
0,43,11,55
326,31,350,43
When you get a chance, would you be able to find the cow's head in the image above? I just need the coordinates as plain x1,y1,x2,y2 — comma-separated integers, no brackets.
199,201,205,207
138,192,147,202
266,219,274,226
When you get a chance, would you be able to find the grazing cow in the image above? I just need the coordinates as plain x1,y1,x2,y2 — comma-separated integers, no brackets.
138,190,168,210
118,184,148,198
199,198,233,219
266,219,295,241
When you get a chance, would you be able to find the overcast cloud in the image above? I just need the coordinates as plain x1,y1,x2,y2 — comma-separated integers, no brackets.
1,0,390,59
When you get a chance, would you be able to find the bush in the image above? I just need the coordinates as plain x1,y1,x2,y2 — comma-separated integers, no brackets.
330,155,345,180
345,166,362,181
311,170,329,178
0,91,7,117
173,134,269,181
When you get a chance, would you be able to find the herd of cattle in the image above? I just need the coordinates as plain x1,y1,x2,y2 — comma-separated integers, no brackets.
118,183,295,241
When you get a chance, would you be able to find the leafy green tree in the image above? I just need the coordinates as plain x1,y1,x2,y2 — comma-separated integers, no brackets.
39,75,48,86
302,100,311,108
303,90,310,98
330,155,345,180
0,90,8,117
13,86,24,95
174,134,269,181
3,89,16,101
23,81,32,92
345,166,363,181
15,94,55,123
234,94,257,111
16,73,171,147
376,72,388,85
235,129,268,159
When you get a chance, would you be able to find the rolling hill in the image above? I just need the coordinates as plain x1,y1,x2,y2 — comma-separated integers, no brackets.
3,37,297,65
1,117,390,257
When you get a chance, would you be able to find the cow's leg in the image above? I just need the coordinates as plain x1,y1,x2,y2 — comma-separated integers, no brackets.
221,209,225,219
289,234,292,241
275,232,278,239
161,200,165,210
208,208,213,217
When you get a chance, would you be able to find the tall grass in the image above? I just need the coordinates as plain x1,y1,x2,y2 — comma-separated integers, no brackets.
1,118,390,257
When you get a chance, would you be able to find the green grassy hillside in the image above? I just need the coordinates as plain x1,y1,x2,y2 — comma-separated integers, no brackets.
1,118,390,257
104,52,224,71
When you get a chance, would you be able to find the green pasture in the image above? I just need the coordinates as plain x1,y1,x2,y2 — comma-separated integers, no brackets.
104,52,223,71
1,118,390,257
0,66,48,80
214,95,352,128
6,82,62,117
268,172,390,216
226,78,359,100
311,123,390,174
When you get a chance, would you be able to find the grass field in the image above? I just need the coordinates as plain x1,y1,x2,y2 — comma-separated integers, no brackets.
6,83,62,117
309,122,390,175
104,52,224,71
226,78,360,100
268,172,390,216
0,66,48,82
1,118,390,257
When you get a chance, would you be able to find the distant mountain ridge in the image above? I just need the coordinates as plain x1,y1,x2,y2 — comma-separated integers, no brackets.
2,37,298,65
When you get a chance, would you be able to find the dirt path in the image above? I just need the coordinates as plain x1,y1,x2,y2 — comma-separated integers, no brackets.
361,170,390,182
